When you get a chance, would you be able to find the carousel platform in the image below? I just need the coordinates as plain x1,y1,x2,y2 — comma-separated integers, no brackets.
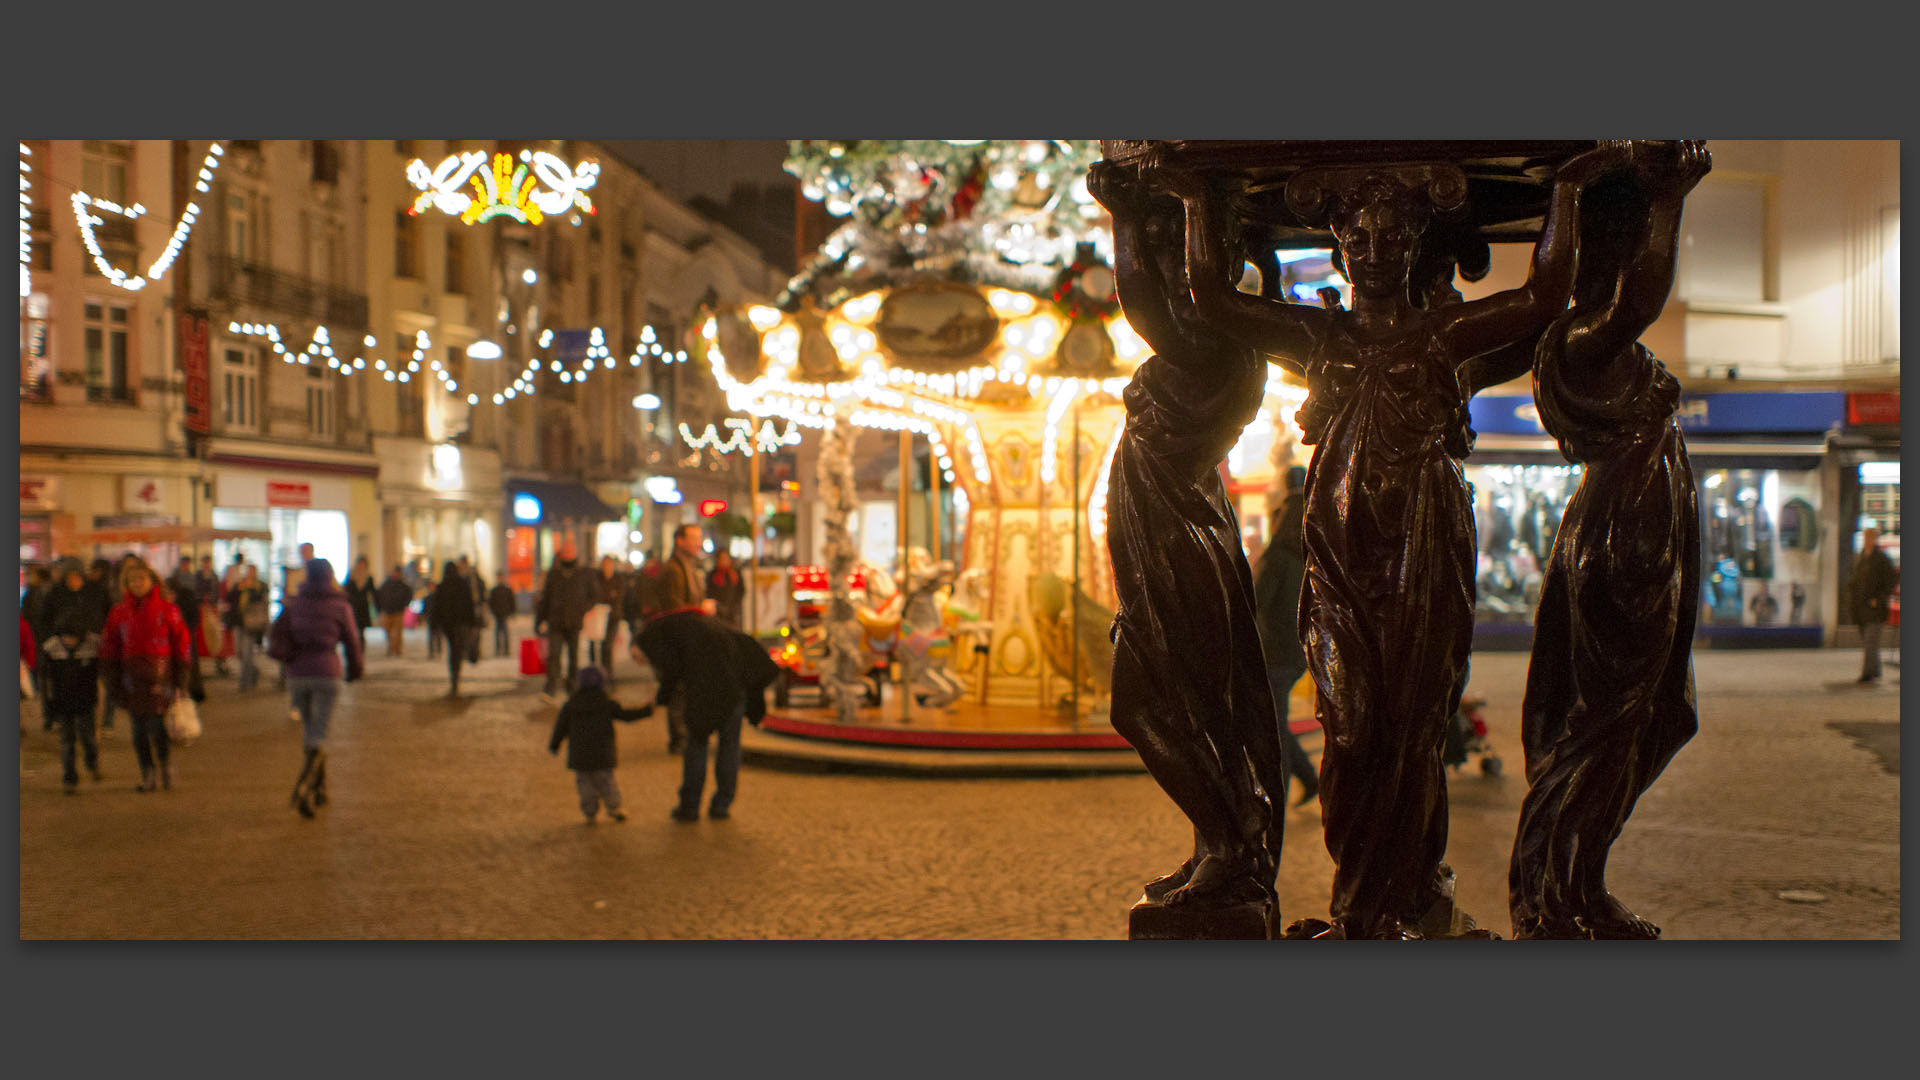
741,691,1322,777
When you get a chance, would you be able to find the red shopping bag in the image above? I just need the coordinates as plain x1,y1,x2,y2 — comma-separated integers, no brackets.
519,637,547,676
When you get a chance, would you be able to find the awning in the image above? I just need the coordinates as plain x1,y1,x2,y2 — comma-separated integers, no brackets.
505,479,623,524
63,524,273,546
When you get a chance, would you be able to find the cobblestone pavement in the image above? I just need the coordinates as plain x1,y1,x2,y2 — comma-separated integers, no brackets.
17,627,1900,940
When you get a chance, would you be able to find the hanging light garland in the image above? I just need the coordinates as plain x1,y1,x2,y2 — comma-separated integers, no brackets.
70,141,224,292
678,417,803,457
18,143,32,299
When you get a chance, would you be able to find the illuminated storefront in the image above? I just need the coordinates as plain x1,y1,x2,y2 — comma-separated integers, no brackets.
500,479,622,595
375,437,504,589
1467,390,1852,648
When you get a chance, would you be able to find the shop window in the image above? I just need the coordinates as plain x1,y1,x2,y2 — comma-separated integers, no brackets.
1465,464,1583,625
221,344,259,431
80,140,130,205
1699,466,1823,628
84,300,134,404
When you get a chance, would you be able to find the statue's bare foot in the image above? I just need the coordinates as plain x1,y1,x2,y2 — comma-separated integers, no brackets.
1576,891,1661,940
1164,855,1268,909
1511,913,1590,940
1142,859,1198,903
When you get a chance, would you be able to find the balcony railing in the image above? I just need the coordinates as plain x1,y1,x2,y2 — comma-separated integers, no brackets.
209,255,368,327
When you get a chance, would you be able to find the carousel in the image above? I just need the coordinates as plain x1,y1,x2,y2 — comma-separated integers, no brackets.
699,141,1329,760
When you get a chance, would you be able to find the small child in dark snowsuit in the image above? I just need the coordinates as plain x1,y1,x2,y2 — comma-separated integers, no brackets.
548,666,652,824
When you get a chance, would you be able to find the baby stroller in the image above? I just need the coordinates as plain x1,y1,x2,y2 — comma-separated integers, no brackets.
1443,696,1503,777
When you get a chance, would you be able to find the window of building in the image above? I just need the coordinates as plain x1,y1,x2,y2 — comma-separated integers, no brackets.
20,292,53,402
80,141,130,204
395,211,419,279
396,335,425,437
311,140,339,185
395,140,415,158
307,213,340,286
221,344,259,431
1680,177,1770,304
226,191,251,263
305,367,336,438
84,300,133,404
445,228,465,294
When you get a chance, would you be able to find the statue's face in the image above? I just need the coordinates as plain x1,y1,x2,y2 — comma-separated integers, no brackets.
1334,201,1422,299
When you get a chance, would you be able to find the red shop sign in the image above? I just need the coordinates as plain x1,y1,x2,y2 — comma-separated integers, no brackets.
1847,392,1900,426
266,481,312,507
182,309,212,436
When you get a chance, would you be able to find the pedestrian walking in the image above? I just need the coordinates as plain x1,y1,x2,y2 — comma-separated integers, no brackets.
39,605,104,792
535,542,596,702
635,609,781,822
707,550,745,630
458,556,485,665
548,667,652,825
431,561,478,696
267,558,364,818
590,556,627,680
375,566,412,657
343,556,376,649
1850,527,1898,683
22,565,54,708
487,579,517,658
226,563,270,691
99,558,191,793
656,525,712,753
1250,471,1323,809
167,557,208,701
195,555,229,676
84,558,119,731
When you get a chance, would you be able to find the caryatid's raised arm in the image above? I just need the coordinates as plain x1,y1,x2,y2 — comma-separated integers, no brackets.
1560,140,1712,377
1433,141,1635,365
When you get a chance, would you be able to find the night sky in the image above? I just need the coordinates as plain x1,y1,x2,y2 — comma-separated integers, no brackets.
599,140,793,204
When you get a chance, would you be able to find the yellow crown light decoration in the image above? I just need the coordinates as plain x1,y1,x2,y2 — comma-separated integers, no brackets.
406,150,599,225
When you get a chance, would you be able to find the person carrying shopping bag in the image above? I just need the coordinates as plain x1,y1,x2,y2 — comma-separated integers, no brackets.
99,559,191,792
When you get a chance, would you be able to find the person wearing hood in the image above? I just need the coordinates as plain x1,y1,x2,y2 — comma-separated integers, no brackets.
431,560,478,696
267,558,364,818
534,542,596,702
98,558,191,792
548,666,653,824
40,600,104,792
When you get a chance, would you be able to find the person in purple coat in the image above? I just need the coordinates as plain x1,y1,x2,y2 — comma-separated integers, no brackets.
267,558,364,819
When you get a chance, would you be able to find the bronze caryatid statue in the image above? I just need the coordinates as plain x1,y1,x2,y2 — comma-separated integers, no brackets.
1507,140,1711,940
1097,140,1647,940
1090,162,1290,939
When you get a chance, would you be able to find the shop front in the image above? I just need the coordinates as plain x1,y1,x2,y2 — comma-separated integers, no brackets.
500,478,624,597
1466,390,1846,649
208,449,380,608
20,461,206,582
375,437,505,589
1830,392,1901,643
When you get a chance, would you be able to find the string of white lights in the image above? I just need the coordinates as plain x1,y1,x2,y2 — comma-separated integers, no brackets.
70,141,225,292
18,144,31,299
678,418,803,457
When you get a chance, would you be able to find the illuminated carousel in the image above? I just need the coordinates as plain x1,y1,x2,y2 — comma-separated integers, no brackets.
704,141,1325,765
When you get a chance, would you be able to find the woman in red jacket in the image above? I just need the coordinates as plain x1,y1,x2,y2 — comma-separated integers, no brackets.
99,559,190,792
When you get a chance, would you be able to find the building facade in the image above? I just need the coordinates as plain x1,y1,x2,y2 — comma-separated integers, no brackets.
21,139,784,604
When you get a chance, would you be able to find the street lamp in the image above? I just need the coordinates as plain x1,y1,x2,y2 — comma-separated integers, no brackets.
632,393,661,410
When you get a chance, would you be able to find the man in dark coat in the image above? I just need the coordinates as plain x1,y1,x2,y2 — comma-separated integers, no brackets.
374,565,413,657
431,561,478,696
457,556,485,664
548,666,652,824
535,542,597,700
487,579,518,658
1250,471,1323,807
1851,527,1898,683
635,610,781,822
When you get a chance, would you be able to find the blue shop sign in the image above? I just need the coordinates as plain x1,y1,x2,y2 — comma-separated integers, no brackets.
1469,391,1846,438
512,494,543,523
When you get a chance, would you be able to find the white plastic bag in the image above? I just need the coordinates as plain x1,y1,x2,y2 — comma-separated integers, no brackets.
581,603,610,643
166,697,202,743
